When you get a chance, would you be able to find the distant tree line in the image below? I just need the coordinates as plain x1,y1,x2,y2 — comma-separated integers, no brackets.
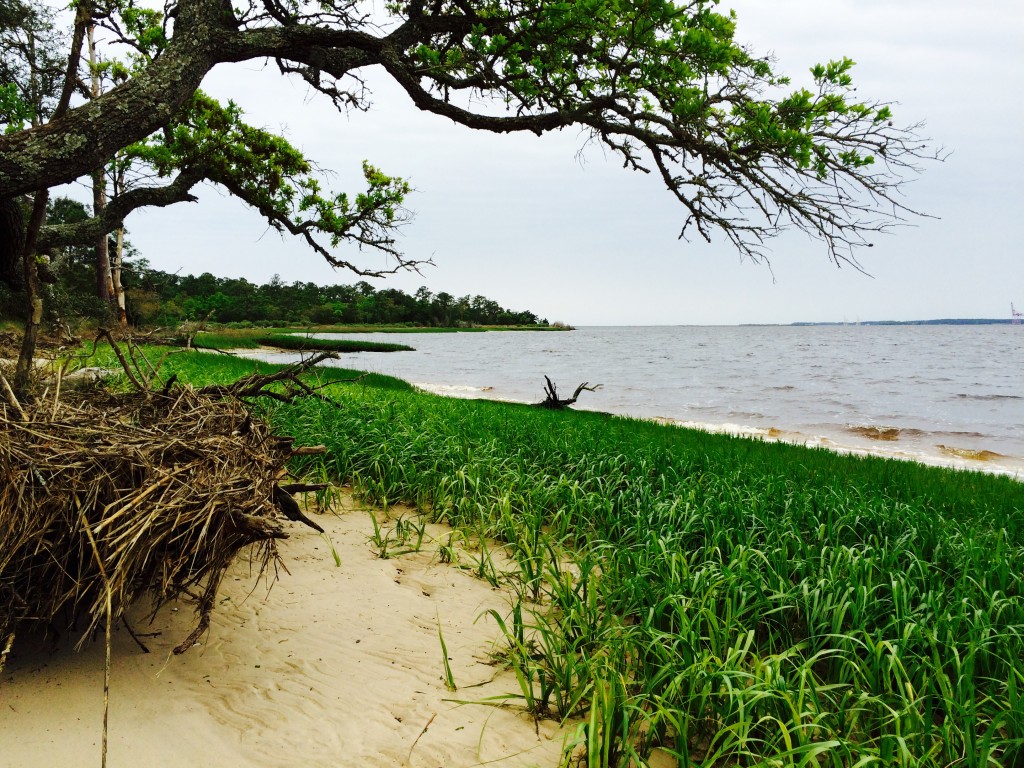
0,197,548,329
127,273,548,328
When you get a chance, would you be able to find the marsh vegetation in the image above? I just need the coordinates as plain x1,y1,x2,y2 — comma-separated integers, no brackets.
94,349,1024,767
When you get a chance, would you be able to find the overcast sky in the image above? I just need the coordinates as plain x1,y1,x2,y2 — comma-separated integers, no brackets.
104,0,1024,326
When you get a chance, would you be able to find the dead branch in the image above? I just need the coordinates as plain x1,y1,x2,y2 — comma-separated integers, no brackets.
196,352,340,404
96,328,146,391
534,375,602,410
291,444,328,456
0,371,28,421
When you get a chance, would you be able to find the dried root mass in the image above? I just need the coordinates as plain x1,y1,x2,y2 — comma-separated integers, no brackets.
0,385,303,659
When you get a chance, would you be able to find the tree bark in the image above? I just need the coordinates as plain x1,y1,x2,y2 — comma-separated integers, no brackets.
93,169,112,301
112,226,127,325
35,169,204,250
0,0,220,197
12,3,89,394
0,197,25,289
13,190,48,397
88,23,113,302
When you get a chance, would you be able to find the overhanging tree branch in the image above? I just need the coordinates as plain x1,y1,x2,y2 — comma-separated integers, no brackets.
36,169,204,250
1,0,940,271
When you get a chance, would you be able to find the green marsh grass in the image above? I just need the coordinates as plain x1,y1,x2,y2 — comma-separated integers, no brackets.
438,613,458,691
253,334,415,353
366,509,429,559
87,347,1024,766
273,374,1024,767
191,329,262,349
320,533,342,567
191,328,415,352
86,345,413,393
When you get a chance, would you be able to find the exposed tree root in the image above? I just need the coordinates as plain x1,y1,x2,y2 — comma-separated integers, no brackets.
0,345,339,657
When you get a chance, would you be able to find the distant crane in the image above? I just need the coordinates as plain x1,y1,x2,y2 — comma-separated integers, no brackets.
1013,302,1023,325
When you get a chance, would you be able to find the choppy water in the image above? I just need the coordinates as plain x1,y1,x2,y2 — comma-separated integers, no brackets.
251,325,1024,477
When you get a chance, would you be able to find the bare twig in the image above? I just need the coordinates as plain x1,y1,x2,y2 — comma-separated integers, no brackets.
291,445,327,456
0,371,28,421
405,713,437,765
0,632,14,676
50,359,67,421
81,513,113,768
96,328,146,391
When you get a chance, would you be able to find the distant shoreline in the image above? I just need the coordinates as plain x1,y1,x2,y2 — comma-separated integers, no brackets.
785,318,1018,327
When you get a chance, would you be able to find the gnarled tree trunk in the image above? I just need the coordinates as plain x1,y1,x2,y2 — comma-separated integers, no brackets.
13,190,48,397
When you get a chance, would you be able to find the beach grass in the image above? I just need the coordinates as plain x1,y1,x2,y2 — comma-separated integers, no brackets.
275,372,1024,767
88,347,1024,766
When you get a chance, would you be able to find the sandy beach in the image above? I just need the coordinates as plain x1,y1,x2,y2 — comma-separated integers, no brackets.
0,493,571,768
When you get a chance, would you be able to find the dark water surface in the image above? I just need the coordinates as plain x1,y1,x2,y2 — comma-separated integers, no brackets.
252,325,1024,476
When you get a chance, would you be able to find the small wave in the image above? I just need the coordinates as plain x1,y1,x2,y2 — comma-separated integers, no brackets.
638,418,1020,478
653,417,774,439
727,410,767,420
935,430,987,439
936,445,1008,462
955,393,1023,401
414,383,494,396
846,425,904,441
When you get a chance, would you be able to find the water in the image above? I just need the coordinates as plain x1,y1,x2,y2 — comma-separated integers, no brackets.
250,325,1024,476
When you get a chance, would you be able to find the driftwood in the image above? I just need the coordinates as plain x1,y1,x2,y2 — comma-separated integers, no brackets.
534,375,602,410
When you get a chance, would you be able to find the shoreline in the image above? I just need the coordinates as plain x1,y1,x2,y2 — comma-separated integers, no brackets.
410,382,1024,480
237,322,1024,481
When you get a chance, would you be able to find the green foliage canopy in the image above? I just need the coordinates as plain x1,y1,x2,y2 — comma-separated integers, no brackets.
0,0,64,132
0,0,936,272
122,92,413,273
